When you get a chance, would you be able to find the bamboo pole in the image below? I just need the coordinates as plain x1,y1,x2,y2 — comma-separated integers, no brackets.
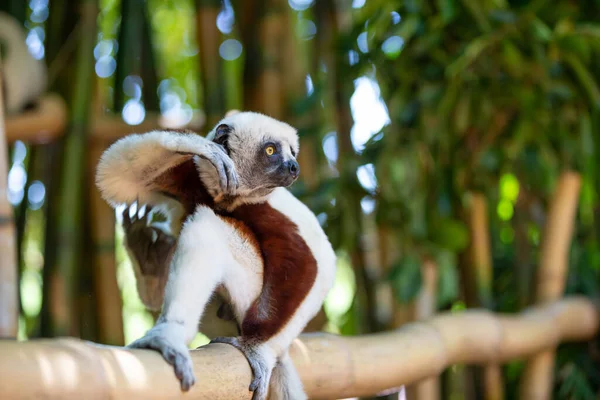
44,0,98,337
196,0,226,128
114,0,144,113
0,297,596,400
317,0,378,333
413,259,439,400
88,142,124,345
519,171,582,399
467,193,504,400
0,60,18,338
468,193,493,308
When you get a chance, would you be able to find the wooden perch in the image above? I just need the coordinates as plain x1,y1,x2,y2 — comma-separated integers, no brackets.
0,297,597,400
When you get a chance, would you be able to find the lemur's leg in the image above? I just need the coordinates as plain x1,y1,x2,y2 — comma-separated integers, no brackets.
128,206,239,391
210,337,277,400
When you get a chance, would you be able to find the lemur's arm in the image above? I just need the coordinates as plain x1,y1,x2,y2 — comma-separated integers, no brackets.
121,203,240,335
96,129,238,209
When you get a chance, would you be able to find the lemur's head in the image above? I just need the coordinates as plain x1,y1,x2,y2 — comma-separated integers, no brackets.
205,111,300,200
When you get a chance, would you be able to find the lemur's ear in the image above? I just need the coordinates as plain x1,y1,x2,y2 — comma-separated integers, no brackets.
214,124,232,153
225,109,240,117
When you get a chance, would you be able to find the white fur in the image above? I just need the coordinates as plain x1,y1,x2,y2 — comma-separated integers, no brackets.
160,206,263,341
0,12,47,114
269,352,307,400
207,112,299,156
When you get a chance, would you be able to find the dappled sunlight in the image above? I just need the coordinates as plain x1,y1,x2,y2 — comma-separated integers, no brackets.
350,77,390,151
324,252,356,329
108,348,150,389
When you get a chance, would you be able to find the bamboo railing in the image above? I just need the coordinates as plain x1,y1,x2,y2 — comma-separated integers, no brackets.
0,297,596,400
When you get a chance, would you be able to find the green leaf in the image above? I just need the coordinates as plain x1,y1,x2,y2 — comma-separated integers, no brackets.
429,217,470,251
531,18,553,42
437,0,456,23
395,16,421,44
447,34,498,77
436,250,459,307
502,41,524,77
454,92,471,133
459,0,492,32
562,52,600,108
390,255,422,303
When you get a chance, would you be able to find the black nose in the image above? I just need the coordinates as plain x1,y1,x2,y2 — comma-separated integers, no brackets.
288,160,300,178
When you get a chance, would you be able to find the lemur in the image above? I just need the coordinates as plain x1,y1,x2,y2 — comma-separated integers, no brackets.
96,112,337,400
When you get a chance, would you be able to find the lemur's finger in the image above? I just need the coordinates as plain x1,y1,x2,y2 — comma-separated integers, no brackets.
225,162,239,195
122,206,132,226
215,160,229,193
138,204,147,220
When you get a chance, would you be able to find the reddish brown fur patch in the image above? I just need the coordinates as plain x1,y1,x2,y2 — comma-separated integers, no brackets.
228,203,318,342
153,158,215,215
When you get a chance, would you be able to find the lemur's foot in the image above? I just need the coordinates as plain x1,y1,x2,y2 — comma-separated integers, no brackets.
210,336,271,400
128,323,195,391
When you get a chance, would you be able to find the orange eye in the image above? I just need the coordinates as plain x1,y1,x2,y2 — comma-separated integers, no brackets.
265,146,275,156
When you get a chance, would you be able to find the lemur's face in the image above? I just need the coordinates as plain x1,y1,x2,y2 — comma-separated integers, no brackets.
207,112,300,197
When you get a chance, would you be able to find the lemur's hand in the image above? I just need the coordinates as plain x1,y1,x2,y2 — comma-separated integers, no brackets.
128,322,196,391
199,142,239,196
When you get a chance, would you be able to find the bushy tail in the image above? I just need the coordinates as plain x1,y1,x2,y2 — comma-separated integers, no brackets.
268,352,306,400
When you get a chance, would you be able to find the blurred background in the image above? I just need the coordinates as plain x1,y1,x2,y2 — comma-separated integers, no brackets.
1,0,600,399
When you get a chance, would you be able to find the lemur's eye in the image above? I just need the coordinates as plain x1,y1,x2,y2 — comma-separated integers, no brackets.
265,146,276,156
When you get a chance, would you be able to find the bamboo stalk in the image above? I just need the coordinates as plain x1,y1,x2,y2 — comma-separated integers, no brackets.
413,259,440,400
44,0,98,337
196,0,226,128
467,193,504,400
0,59,18,338
88,142,124,345
316,0,378,334
0,1,27,24
114,0,144,113
468,193,493,308
519,171,582,399
0,297,596,400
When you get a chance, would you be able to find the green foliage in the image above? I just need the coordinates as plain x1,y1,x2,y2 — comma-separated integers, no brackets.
346,0,600,394
389,254,422,303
